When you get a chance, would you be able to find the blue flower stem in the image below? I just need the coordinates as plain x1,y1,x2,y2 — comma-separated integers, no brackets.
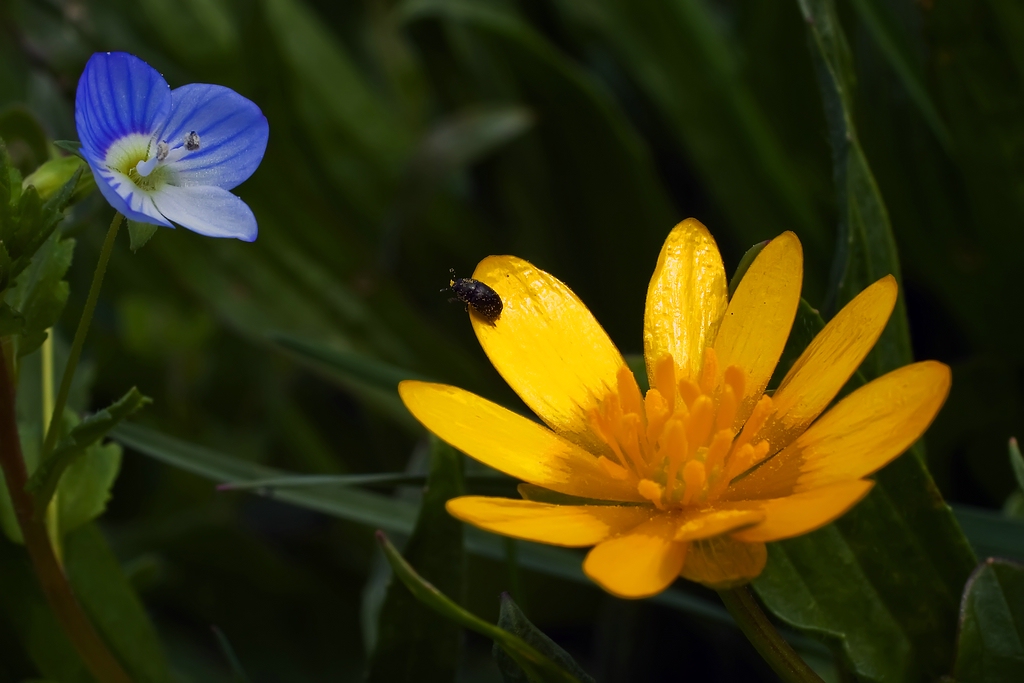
41,211,123,459
718,586,823,683
0,342,132,682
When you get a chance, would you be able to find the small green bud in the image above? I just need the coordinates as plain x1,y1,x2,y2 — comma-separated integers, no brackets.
22,155,95,203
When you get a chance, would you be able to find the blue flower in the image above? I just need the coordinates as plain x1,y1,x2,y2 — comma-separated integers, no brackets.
75,52,268,242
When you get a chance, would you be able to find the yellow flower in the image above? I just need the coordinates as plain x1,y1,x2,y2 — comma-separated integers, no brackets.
399,219,950,598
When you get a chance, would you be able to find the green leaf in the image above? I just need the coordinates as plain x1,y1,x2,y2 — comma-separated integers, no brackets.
65,523,173,683
0,529,89,682
126,220,159,252
1010,438,1024,494
56,440,123,536
551,0,831,282
748,5,980,668
755,293,975,680
211,627,252,683
847,0,952,153
0,144,79,296
367,437,465,682
27,387,150,516
493,594,595,683
376,531,584,683
52,140,84,160
952,559,1024,681
5,231,74,357
111,422,732,624
270,333,426,431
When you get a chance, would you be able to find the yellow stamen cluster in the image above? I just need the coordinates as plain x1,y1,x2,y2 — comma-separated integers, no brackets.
590,349,772,509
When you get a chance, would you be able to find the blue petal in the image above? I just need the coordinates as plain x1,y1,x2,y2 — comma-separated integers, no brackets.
151,185,258,241
87,162,173,227
159,84,268,191
75,52,171,161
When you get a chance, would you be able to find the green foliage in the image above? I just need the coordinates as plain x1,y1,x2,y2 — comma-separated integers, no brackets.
367,437,465,682
493,595,595,683
3,0,1024,678
750,3,977,681
0,140,79,297
126,220,159,252
377,530,587,683
953,559,1024,681
65,524,172,683
27,387,150,517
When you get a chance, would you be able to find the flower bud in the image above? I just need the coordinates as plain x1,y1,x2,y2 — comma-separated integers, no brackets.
22,155,95,203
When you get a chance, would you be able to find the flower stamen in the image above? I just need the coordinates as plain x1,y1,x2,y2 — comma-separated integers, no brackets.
591,353,776,509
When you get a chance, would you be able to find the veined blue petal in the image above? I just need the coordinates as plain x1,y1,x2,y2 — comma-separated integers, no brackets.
75,52,170,162
151,185,258,241
159,84,268,191
88,162,172,227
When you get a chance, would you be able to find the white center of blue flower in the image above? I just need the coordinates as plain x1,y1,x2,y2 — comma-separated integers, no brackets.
102,130,201,192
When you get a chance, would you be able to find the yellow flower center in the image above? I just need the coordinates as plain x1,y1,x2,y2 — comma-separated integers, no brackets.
102,131,199,192
589,349,772,510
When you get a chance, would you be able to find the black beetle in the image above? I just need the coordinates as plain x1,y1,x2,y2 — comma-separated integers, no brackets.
447,269,503,323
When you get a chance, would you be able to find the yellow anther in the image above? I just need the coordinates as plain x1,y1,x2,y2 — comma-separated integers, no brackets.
638,479,666,509
644,389,671,447
653,354,676,413
598,456,630,480
678,378,702,408
681,460,706,505
716,384,738,430
686,395,715,450
751,440,771,468
617,365,644,418
705,429,734,476
699,347,719,394
590,408,628,468
663,419,688,498
620,413,647,473
724,365,745,403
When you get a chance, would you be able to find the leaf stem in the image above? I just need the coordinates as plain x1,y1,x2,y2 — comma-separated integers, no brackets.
718,586,823,683
41,212,122,459
0,345,132,682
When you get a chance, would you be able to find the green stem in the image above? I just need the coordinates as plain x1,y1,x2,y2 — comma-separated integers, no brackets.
718,586,823,683
41,212,122,459
0,346,132,682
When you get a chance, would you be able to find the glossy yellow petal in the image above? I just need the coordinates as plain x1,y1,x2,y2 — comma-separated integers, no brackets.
583,514,686,598
673,508,765,542
760,276,897,452
470,255,628,455
643,219,728,386
446,496,652,547
727,480,874,542
723,361,951,500
713,232,802,421
399,381,642,502
679,536,767,589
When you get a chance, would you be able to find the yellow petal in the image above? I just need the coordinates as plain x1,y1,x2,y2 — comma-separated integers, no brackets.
674,508,765,541
679,536,767,589
713,232,802,421
446,496,652,547
643,219,728,386
399,381,642,502
583,514,686,598
726,480,875,542
723,361,951,500
760,276,897,452
470,255,628,455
